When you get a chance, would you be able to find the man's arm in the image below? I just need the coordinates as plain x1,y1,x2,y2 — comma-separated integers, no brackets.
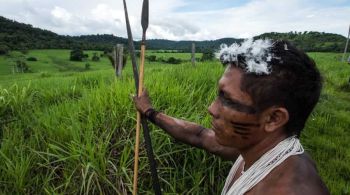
133,90,239,161
154,112,238,160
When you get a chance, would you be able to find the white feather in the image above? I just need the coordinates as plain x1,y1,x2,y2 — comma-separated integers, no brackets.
217,38,279,75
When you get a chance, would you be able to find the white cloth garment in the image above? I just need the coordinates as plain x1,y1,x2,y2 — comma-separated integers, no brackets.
221,136,304,195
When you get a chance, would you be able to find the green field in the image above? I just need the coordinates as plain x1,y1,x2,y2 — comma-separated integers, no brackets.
148,51,201,60
0,50,349,194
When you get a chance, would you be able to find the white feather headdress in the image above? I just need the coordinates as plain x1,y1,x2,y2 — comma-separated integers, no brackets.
217,38,280,75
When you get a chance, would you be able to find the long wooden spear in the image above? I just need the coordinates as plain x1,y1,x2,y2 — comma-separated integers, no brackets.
122,1,162,194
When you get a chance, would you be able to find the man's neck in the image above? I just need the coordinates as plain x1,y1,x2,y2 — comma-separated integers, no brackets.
240,133,288,171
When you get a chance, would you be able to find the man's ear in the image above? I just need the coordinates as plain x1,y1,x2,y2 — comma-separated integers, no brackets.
262,107,289,133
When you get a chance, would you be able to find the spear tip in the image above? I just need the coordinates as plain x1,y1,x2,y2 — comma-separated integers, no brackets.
141,0,149,34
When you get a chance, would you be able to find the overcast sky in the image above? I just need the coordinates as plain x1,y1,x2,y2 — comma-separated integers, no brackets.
1,0,350,40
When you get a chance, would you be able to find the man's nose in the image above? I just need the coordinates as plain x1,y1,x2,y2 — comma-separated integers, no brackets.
208,99,220,119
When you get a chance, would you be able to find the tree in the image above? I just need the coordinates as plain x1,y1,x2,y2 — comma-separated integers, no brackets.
201,50,215,61
166,57,182,64
27,57,37,61
15,60,30,73
92,53,100,61
0,44,10,55
70,48,84,61
146,55,157,62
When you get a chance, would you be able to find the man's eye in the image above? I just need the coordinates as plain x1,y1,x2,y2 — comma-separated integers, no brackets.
218,90,224,97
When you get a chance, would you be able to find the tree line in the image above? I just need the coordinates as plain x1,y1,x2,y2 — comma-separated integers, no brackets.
0,16,348,55
255,31,346,52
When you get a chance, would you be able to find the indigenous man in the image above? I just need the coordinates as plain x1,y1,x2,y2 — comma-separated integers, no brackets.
133,39,330,194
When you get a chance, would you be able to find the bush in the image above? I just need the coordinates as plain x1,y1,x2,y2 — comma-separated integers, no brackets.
20,48,28,54
70,49,84,61
85,63,91,70
15,60,30,73
104,48,112,54
92,53,100,61
39,71,51,78
146,55,157,62
166,57,182,64
27,57,38,61
158,57,165,63
0,44,10,55
135,51,141,58
201,50,215,61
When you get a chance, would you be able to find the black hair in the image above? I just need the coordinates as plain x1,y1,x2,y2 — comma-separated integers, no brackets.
222,40,322,137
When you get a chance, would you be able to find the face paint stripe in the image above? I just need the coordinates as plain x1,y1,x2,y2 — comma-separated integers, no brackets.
234,129,251,135
218,90,257,114
233,125,250,131
231,121,260,127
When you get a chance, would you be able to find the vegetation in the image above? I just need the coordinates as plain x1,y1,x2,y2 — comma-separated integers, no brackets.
146,55,157,62
70,49,85,62
0,44,10,55
0,50,349,194
0,50,111,77
105,52,127,70
0,16,126,51
256,31,347,52
1,16,348,53
91,53,100,62
201,49,215,61
85,63,91,70
15,60,30,73
26,57,37,61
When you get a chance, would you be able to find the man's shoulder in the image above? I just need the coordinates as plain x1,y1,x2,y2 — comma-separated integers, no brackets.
250,153,330,195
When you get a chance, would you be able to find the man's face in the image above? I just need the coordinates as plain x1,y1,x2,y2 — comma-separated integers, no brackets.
208,66,264,149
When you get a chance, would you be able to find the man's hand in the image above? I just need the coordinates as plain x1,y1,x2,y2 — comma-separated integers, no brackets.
133,89,153,114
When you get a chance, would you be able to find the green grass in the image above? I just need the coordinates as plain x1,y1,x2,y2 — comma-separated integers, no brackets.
0,51,349,194
0,50,113,87
0,49,111,75
147,51,201,60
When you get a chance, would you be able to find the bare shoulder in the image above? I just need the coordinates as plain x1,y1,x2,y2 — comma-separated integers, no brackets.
200,128,239,161
251,153,330,195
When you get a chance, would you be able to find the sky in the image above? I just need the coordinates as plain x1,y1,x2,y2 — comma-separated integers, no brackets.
0,0,350,41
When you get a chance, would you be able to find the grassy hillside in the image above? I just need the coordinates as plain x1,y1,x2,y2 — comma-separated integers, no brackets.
0,50,113,87
0,51,349,194
0,50,110,73
0,50,201,85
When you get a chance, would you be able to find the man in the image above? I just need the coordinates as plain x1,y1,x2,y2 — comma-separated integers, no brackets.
133,39,329,194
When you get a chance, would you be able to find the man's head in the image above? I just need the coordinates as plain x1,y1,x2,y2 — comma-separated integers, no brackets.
209,39,322,147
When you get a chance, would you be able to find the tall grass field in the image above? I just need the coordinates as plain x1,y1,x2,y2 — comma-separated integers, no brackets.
0,50,349,194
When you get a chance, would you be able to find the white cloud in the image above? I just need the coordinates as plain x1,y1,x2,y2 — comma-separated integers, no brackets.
51,6,72,22
0,0,349,40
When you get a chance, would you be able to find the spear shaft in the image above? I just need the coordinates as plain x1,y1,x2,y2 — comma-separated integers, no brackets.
122,0,139,90
122,0,161,194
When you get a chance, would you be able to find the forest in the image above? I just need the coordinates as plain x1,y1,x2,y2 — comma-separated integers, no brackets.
0,16,347,54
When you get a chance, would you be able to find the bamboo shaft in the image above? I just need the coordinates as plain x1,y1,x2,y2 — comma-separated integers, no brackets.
133,44,146,195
